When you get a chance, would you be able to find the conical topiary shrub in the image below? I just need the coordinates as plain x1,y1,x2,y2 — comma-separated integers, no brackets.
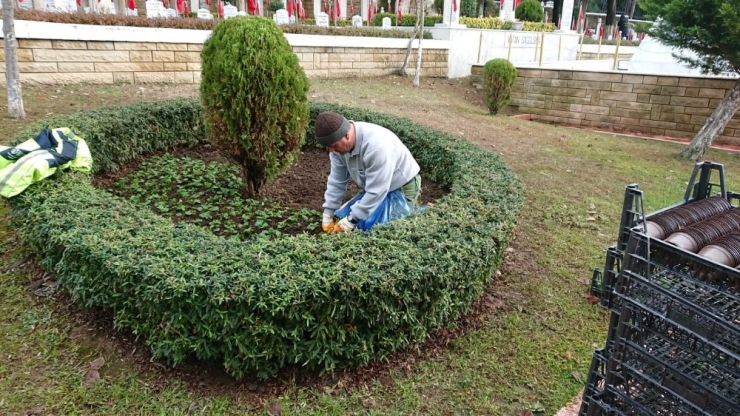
200,16,310,195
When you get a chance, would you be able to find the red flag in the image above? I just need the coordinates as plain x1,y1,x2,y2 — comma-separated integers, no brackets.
452,0,457,12
206,0,209,5
183,0,189,15
218,0,224,17
349,1,354,15
177,0,184,13
76,0,81,6
287,0,294,16
367,1,373,24
334,0,340,18
298,0,306,21
248,0,257,13
127,0,136,10
397,0,402,22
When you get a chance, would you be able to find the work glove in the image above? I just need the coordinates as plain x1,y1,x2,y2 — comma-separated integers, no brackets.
322,211,336,233
330,216,356,233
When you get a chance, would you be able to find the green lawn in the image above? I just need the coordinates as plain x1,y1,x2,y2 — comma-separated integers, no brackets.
1,78,739,415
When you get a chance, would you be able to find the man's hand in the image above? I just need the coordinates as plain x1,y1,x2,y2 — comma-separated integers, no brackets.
322,212,336,233
330,216,356,233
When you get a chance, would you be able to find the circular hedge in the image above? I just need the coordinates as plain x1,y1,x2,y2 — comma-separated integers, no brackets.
9,98,523,379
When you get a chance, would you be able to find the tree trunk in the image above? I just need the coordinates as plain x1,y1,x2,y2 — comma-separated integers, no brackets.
605,0,616,38
412,0,423,87
397,28,417,76
3,0,26,120
552,0,562,27
398,0,422,76
680,80,740,161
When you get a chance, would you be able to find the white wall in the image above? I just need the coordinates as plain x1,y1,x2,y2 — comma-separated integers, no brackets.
447,28,581,78
0,19,450,50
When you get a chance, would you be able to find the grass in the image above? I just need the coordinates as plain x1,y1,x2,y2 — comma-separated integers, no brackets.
1,78,740,415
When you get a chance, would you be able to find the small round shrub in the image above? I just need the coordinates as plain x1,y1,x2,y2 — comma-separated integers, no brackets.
515,0,544,22
482,58,518,115
200,16,309,195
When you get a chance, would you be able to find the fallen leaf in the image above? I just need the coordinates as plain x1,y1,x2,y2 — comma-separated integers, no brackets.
187,402,199,413
577,277,591,285
571,371,583,381
85,369,101,385
362,398,377,408
586,216,596,221
267,401,281,416
564,350,574,360
90,356,105,371
580,292,600,304
589,203,596,210
26,407,45,416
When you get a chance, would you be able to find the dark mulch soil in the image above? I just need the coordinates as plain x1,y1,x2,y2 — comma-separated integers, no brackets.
93,144,448,235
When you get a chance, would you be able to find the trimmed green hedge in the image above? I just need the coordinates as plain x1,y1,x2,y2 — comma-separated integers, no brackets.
8,99,523,379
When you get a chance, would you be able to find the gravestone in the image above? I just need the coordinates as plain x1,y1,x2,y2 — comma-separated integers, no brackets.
274,9,290,24
560,0,574,31
236,10,247,15
145,0,166,18
381,16,391,29
223,4,238,18
165,8,177,18
315,11,329,27
352,14,362,27
197,8,213,18
44,0,76,12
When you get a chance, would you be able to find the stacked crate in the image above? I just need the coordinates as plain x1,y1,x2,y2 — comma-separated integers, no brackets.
580,162,740,415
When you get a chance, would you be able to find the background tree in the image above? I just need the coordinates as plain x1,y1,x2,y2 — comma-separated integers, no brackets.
515,0,544,21
641,0,740,160
433,0,443,14
460,0,477,17
413,0,425,86
200,16,309,195
604,0,616,37
478,0,498,17
3,0,26,120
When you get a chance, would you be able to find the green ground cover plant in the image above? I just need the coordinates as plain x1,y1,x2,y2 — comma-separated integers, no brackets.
108,154,320,240
6,97,522,380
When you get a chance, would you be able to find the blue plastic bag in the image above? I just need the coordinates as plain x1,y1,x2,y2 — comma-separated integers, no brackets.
336,190,412,231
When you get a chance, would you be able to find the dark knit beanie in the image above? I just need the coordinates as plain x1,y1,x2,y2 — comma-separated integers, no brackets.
315,111,350,146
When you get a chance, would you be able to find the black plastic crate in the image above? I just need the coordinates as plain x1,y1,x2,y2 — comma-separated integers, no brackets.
621,228,740,296
614,267,740,358
579,348,609,415
607,340,740,414
580,393,628,416
591,246,623,310
615,306,740,407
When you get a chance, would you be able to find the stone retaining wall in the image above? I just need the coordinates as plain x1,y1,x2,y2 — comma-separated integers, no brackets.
0,39,447,85
506,68,740,146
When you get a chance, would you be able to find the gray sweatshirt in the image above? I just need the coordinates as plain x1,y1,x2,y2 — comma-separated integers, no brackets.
323,121,420,221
